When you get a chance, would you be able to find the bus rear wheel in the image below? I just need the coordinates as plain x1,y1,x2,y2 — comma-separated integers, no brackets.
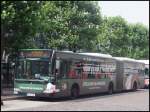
71,87,79,99
133,82,137,91
108,83,113,94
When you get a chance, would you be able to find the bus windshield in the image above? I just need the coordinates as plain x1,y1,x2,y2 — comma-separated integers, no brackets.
16,60,50,80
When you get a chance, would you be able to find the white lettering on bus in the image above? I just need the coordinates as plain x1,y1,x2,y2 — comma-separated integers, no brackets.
82,64,116,73
83,81,106,87
20,86,43,90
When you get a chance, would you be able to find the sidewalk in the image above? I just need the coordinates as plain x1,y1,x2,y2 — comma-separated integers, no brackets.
1,88,25,101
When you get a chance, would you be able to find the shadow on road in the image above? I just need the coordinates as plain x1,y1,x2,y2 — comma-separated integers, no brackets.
19,89,147,102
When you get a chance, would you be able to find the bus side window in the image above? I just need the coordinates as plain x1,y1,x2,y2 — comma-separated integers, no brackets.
145,68,149,76
75,62,83,79
87,63,95,79
58,60,69,79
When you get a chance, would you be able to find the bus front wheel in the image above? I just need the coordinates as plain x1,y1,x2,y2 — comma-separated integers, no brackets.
71,86,79,99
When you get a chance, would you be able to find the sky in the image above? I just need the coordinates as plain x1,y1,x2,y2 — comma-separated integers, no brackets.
98,1,149,28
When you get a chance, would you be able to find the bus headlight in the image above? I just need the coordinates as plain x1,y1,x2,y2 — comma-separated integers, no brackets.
14,88,21,94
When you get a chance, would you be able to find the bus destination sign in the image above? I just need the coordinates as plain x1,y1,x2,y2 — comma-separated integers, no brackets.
20,51,50,58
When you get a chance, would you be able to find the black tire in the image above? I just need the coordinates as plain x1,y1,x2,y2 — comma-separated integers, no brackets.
71,87,79,99
108,83,113,94
1,100,3,105
133,82,137,91
144,84,149,89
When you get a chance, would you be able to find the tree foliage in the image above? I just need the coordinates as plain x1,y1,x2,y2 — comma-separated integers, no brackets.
1,1,149,59
1,1,43,52
97,16,149,59
1,1,102,52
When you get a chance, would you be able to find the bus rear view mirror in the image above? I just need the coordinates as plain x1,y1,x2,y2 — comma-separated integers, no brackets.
11,62,15,66
55,60,60,75
56,60,60,70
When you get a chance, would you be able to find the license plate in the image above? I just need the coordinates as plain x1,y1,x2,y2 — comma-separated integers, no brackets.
27,93,35,96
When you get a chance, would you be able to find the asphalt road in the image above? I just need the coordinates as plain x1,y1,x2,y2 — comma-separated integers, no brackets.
1,89,149,111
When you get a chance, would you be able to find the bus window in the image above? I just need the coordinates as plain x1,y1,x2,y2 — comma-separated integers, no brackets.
67,60,83,79
87,63,95,79
75,62,83,78
68,66,76,79
138,69,145,76
57,60,70,79
145,68,149,76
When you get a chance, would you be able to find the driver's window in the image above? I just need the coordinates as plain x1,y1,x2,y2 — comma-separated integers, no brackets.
55,59,69,79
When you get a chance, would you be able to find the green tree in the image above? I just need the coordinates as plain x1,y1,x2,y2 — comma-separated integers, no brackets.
1,1,148,60
127,23,149,59
97,16,149,59
35,1,102,51
69,1,102,51
1,1,43,54
97,16,129,56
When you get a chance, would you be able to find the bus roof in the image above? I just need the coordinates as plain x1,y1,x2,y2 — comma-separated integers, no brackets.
114,57,137,62
137,60,149,68
19,49,52,51
114,57,147,65
137,60,149,65
78,53,112,58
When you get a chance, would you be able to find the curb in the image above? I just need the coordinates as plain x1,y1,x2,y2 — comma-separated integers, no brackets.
2,96,26,101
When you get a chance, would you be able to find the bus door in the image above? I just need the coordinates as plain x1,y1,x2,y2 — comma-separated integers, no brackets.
137,65,145,88
116,61,124,91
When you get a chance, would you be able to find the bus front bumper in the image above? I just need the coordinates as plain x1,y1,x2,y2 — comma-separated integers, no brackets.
14,91,69,98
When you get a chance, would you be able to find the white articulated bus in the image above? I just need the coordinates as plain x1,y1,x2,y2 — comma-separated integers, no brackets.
114,57,145,91
14,49,145,98
137,60,149,88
